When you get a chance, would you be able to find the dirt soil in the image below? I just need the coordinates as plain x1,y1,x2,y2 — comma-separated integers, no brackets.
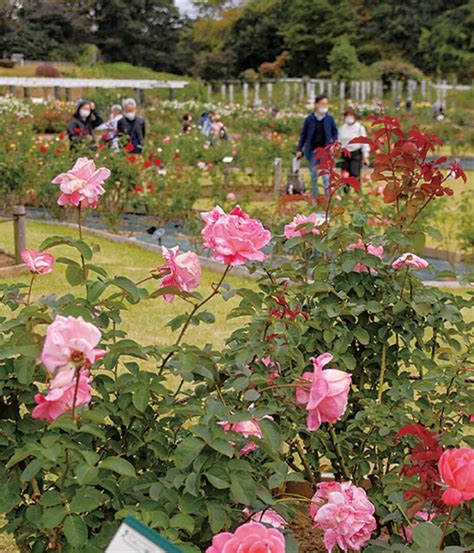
0,252,15,268
290,510,326,553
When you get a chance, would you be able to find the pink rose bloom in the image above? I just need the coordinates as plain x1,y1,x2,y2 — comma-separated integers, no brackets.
41,315,105,389
206,522,285,553
261,355,281,385
201,205,271,266
296,353,351,431
438,448,474,506
32,369,92,423
284,213,324,240
310,481,376,552
392,253,429,270
158,246,201,303
375,184,384,196
226,192,236,201
348,240,384,274
220,418,265,455
52,157,110,208
242,508,287,529
162,136,171,145
21,249,55,274
402,511,435,543
197,161,207,170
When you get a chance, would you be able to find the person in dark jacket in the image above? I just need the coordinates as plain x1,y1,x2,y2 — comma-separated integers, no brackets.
67,99,103,149
117,98,146,154
296,94,338,196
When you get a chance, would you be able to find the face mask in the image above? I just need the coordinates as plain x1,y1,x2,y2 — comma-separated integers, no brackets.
317,106,329,115
345,116,356,125
79,109,91,118
125,112,136,121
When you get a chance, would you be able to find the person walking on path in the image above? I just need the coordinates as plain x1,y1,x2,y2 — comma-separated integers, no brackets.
117,98,146,154
67,99,103,150
296,94,338,196
339,107,369,179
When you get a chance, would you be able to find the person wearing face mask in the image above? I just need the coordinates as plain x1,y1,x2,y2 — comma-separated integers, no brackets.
339,108,369,180
296,94,338,196
67,99,103,149
117,98,146,154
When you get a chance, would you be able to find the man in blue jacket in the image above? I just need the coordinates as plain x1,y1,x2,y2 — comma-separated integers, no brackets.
296,94,338,196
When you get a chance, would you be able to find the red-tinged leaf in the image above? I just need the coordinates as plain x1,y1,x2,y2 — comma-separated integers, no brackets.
383,184,399,203
340,176,361,192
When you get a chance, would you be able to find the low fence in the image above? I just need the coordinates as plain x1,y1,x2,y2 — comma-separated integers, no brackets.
0,206,26,267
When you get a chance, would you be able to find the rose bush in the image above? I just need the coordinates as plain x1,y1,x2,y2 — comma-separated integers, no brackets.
0,117,473,553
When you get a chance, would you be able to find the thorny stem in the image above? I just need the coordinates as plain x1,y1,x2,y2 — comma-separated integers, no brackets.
295,437,315,484
329,424,350,480
257,383,301,394
70,366,81,421
77,205,86,278
439,505,454,549
377,343,387,404
159,265,231,374
26,273,35,306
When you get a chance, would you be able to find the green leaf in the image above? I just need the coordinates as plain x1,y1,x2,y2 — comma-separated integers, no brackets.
70,488,104,513
20,458,44,482
112,276,140,303
133,388,150,412
412,522,442,549
40,491,62,507
64,515,88,546
230,472,256,504
41,505,66,529
175,437,205,469
354,327,370,345
210,439,234,457
260,418,281,449
75,465,99,485
15,356,36,384
207,501,227,533
170,513,194,533
73,240,93,260
99,456,136,478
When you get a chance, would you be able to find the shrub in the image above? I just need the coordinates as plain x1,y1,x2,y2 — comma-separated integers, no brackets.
35,64,61,78
0,59,15,68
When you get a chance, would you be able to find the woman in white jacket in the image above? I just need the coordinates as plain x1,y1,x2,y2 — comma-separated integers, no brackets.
339,108,369,179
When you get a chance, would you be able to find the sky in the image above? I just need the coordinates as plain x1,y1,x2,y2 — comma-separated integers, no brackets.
175,0,198,16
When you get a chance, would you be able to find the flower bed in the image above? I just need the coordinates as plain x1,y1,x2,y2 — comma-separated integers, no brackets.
0,115,472,552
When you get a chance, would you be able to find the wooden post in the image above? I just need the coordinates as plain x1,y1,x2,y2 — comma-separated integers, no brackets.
284,82,290,104
243,82,249,105
221,83,227,101
23,87,30,99
254,81,260,106
273,157,282,199
207,83,212,102
299,79,305,102
327,80,333,98
65,88,72,102
229,83,234,104
266,82,273,102
169,88,176,101
54,86,61,100
134,88,141,106
13,205,26,265
421,80,427,100
8,85,16,96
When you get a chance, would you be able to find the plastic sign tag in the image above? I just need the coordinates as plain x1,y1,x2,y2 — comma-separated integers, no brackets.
106,515,183,553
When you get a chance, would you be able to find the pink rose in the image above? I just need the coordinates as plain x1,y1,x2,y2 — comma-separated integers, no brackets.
375,184,384,196
197,161,207,170
52,157,110,208
201,205,271,266
220,417,267,455
242,508,287,529
21,249,55,274
310,481,376,552
261,356,281,385
41,316,105,389
296,353,351,431
348,240,384,274
284,213,324,240
438,448,474,506
158,246,201,303
402,511,435,543
32,369,92,423
392,253,429,270
162,136,171,145
206,522,285,553
226,192,236,201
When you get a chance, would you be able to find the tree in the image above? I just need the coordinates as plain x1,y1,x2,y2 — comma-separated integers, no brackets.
92,0,184,72
279,0,361,76
327,35,358,81
227,0,285,74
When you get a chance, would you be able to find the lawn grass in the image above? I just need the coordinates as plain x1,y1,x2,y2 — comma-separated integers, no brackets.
0,221,249,351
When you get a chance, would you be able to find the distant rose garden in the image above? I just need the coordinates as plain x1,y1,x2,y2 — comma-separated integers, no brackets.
0,97,473,553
